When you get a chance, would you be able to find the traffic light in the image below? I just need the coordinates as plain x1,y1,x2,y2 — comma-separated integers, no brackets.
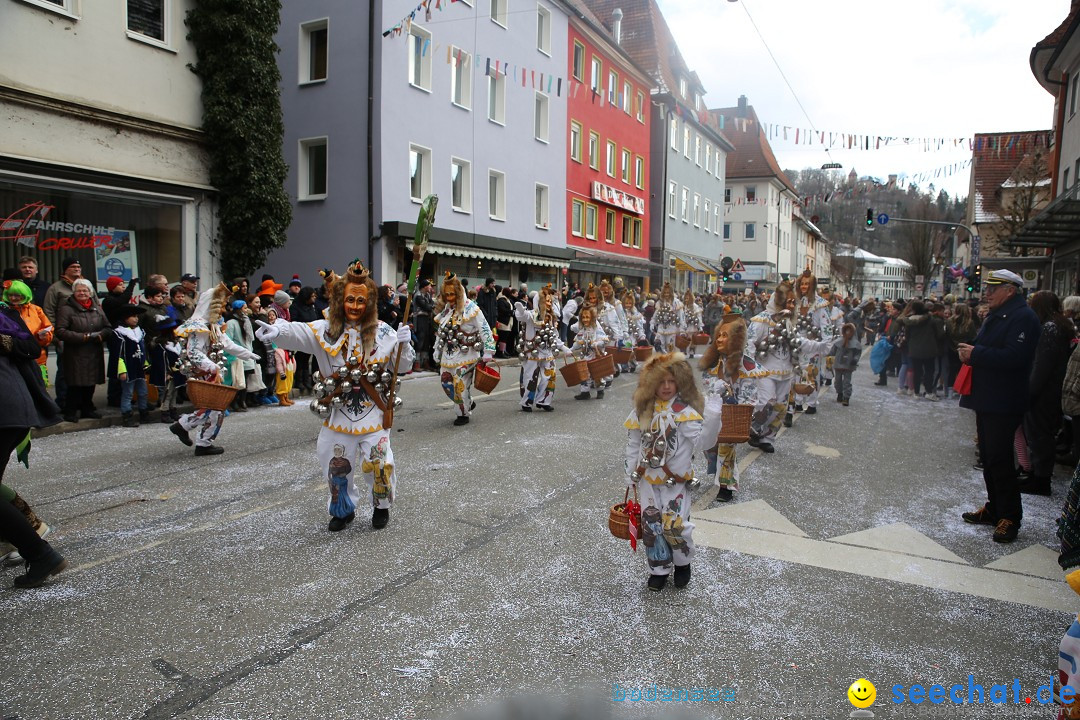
866,208,874,228
753,281,759,290
973,264,981,292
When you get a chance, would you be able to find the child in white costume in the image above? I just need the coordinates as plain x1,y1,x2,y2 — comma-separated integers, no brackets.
621,293,648,373
571,306,610,400
700,314,766,502
514,285,573,411
650,283,682,353
624,352,723,591
745,281,797,453
790,270,832,415
680,289,704,359
255,261,413,532
171,283,259,455
433,272,495,426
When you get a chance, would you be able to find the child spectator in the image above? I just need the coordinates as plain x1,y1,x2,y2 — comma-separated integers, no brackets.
107,305,150,426
831,322,863,406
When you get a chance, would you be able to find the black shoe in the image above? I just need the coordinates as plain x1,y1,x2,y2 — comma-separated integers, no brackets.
824,379,832,386
747,436,762,448
992,518,1019,543
139,410,150,422
842,400,850,406
836,396,844,403
1019,476,1052,496
122,413,139,428
159,413,173,424
194,445,224,456
962,504,997,525
1016,470,1033,483
328,512,355,532
170,408,181,421
873,380,887,386
574,392,591,400
596,390,605,400
371,507,389,529
716,487,733,502
540,405,554,412
647,574,668,592
82,410,103,420
783,413,793,428
453,415,470,426
673,564,691,588
63,413,78,424
804,406,817,415
521,405,533,412
757,441,775,453
12,548,68,589
973,462,984,471
470,401,476,411
170,422,193,446
794,404,803,412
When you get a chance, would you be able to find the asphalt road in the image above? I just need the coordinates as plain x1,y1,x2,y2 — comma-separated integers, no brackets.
1,362,1075,719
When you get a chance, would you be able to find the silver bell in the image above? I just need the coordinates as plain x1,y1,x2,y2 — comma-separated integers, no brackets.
473,341,483,351
309,399,322,415
631,470,641,480
393,396,404,409
330,394,345,407
313,382,326,397
370,363,381,373
318,403,333,418
664,478,676,487
350,368,363,383
313,370,323,383
380,371,392,384
375,382,386,393
211,342,224,352
216,361,227,370
339,380,353,394
641,431,655,443
366,370,378,384
347,355,359,366
648,455,663,469
323,379,336,392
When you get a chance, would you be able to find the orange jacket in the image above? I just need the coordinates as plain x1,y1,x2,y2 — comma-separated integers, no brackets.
16,302,52,365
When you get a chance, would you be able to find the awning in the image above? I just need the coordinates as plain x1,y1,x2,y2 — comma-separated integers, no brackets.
1008,183,1080,248
669,251,715,274
569,247,658,277
426,241,569,270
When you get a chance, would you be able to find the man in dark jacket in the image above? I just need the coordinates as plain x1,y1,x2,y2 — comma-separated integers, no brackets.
476,278,498,330
957,269,1041,544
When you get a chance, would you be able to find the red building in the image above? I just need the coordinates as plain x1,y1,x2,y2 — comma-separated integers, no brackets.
564,2,654,290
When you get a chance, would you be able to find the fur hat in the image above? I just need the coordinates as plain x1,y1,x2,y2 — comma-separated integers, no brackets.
769,280,793,313
795,269,817,300
700,314,747,381
632,352,704,430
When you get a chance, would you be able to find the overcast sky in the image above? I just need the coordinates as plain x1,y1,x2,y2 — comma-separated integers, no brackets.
658,0,1064,200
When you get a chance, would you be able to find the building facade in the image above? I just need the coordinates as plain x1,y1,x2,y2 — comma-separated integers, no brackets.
1,0,215,287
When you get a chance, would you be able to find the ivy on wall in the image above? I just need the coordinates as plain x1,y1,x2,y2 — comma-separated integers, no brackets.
186,0,292,278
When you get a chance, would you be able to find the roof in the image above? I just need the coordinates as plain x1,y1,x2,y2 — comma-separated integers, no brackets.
707,102,798,195
560,0,653,82
970,131,1052,224
1030,2,1080,90
835,247,886,263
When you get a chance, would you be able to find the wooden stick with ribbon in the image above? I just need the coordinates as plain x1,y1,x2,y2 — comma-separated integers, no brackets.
383,194,438,429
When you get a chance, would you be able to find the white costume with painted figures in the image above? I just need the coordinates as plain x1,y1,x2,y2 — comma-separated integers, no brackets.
433,298,495,419
569,322,609,395
702,355,767,493
746,308,797,442
818,301,845,387
680,301,704,358
263,316,414,518
791,293,832,409
650,299,683,353
175,287,258,447
514,297,572,410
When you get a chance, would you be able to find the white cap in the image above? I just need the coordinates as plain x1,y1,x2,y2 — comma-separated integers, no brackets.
984,269,1023,287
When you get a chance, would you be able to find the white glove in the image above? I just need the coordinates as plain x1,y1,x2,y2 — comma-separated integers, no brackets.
395,326,412,345
704,389,726,416
514,301,525,313
254,319,280,342
482,351,494,361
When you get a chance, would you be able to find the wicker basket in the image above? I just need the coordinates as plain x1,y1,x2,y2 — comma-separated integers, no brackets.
587,353,616,381
186,379,239,412
633,346,654,361
559,356,591,387
716,403,754,444
693,332,711,345
674,334,691,350
473,360,501,395
608,486,639,541
607,346,633,364
793,382,815,396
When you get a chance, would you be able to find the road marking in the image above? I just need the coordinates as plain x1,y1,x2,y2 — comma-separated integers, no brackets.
829,522,969,565
985,544,1063,580
804,442,840,458
697,498,808,537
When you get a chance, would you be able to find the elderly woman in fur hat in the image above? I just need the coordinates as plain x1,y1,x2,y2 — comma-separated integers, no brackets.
699,313,766,502
432,272,495,426
169,283,259,455
624,351,724,591
514,285,573,412
650,282,682,353
255,261,413,532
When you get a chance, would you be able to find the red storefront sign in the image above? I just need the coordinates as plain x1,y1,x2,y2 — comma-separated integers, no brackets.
591,181,644,215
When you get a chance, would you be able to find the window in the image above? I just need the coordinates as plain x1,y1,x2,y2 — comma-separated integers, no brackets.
695,136,701,166
724,187,732,203
534,92,549,142
590,57,602,93
488,170,506,220
570,121,582,162
744,223,755,240
408,24,432,91
451,158,471,213
606,141,616,177
1073,74,1079,116
1067,168,1072,189
299,137,328,200
585,204,597,239
681,187,689,222
622,81,631,113
634,156,644,189
1075,157,1080,186
670,117,679,150
299,19,328,84
409,143,431,202
632,218,642,248
636,91,645,122
127,0,168,45
19,0,76,16
678,77,687,98
621,216,633,247
705,144,712,174
693,193,701,227
488,72,506,124
536,4,551,55
535,183,549,228
723,222,731,240
608,70,618,105
668,181,677,218
451,46,472,108
683,127,690,158
588,132,600,170
704,199,711,232
714,206,721,235
621,148,631,183
490,0,507,27
746,186,757,202
605,209,616,243
572,41,585,80
571,199,584,236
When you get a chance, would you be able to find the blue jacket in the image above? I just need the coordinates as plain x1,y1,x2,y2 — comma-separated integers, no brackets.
959,294,1040,415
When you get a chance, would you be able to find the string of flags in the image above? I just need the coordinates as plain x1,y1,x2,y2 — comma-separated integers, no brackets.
383,0,466,38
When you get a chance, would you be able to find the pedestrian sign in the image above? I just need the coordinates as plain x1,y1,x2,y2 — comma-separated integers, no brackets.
732,258,746,273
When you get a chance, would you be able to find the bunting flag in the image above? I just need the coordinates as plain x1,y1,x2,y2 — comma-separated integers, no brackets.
793,159,976,206
383,0,467,38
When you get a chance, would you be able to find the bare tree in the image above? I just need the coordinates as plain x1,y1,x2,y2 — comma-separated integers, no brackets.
987,149,1051,257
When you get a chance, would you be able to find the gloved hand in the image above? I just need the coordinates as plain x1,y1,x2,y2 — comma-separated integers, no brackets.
704,390,726,416
254,319,280,342
482,351,494,362
395,326,412,345
514,301,525,313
